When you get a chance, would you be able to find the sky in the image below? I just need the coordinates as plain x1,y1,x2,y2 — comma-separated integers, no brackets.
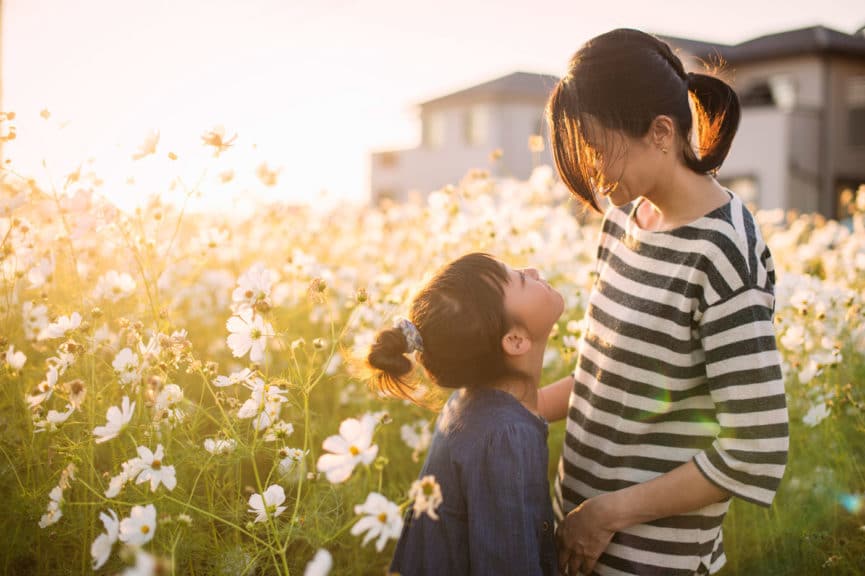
2,0,863,211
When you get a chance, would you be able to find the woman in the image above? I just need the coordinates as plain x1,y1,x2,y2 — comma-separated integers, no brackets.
537,29,789,575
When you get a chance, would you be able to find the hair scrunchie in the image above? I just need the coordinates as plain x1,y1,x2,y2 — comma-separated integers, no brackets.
394,316,424,353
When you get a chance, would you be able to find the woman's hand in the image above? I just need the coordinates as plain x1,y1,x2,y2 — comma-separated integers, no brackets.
556,494,618,575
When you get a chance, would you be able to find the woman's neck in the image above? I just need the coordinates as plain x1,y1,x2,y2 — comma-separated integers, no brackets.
642,167,728,230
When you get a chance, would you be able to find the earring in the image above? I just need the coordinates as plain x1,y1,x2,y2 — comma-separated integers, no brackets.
660,147,668,154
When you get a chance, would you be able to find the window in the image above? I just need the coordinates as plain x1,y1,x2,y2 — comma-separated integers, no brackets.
740,75,797,110
423,112,445,149
768,75,797,111
847,76,865,147
463,106,489,146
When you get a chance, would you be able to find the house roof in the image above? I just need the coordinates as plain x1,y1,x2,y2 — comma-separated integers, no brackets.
660,25,865,64
418,71,560,108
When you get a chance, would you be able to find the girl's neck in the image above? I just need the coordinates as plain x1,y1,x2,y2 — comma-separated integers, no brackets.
494,354,544,416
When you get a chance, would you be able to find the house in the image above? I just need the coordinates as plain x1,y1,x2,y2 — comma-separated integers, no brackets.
370,71,558,204
371,25,865,218
662,25,865,218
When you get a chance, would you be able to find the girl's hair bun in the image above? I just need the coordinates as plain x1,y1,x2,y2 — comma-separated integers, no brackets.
367,327,415,400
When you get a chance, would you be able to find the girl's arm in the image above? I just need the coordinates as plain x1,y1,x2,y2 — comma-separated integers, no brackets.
537,374,574,422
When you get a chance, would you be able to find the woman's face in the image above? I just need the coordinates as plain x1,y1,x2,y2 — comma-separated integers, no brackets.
501,265,564,341
583,115,661,207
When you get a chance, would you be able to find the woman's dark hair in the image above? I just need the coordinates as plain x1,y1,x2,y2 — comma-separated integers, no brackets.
546,28,741,212
367,253,522,405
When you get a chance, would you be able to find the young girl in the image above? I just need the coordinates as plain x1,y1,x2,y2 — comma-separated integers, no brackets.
367,252,564,576
539,29,789,575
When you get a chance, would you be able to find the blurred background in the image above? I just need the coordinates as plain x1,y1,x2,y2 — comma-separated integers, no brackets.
1,0,863,213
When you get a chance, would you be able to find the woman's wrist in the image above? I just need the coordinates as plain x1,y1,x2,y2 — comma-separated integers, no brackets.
587,491,630,533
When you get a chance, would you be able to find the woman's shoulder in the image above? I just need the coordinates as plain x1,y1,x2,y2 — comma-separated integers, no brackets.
691,189,776,300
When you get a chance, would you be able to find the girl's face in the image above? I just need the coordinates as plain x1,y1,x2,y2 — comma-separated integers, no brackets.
501,265,564,341
583,115,663,207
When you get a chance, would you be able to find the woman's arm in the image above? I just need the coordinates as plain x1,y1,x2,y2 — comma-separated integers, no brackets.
557,461,729,575
559,286,789,575
537,375,574,422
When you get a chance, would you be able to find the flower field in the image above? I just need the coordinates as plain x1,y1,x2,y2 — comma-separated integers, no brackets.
0,120,864,574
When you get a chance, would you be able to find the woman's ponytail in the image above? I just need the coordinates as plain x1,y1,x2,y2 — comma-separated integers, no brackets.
367,327,417,402
684,72,741,174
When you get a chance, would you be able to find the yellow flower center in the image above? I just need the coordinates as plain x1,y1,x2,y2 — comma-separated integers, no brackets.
349,445,360,456
377,513,387,523
141,525,150,534
152,459,162,470
422,482,434,497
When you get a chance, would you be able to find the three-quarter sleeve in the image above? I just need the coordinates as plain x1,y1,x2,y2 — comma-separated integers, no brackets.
462,422,552,575
693,284,789,507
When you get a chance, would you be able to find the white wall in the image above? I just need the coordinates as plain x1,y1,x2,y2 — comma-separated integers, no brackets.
719,108,790,210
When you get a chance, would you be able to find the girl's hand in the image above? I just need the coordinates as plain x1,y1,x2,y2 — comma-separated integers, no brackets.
556,494,618,575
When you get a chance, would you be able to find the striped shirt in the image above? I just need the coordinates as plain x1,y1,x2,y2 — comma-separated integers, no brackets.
554,189,789,575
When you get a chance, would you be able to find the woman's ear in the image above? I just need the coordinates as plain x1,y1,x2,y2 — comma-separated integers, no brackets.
650,115,675,152
501,327,532,358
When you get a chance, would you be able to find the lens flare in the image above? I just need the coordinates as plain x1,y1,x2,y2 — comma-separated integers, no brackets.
838,493,864,514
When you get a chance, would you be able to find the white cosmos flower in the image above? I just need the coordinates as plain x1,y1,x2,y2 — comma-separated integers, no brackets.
44,312,82,339
400,419,432,462
803,402,831,427
90,509,119,570
134,444,177,492
48,351,76,375
203,437,237,455
38,486,64,528
27,365,59,408
408,475,444,520
154,384,183,412
93,396,135,444
263,420,295,442
119,504,157,546
122,550,157,576
798,360,821,384
213,367,255,387
34,403,75,433
237,378,287,430
303,549,333,576
5,344,26,370
350,492,403,552
780,324,806,350
247,484,287,523
278,448,308,478
23,300,50,341
232,262,278,311
93,270,137,302
226,309,274,363
112,348,141,386
27,257,54,288
316,414,379,483
104,457,146,498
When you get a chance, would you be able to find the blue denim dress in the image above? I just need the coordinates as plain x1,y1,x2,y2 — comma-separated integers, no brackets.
390,387,557,576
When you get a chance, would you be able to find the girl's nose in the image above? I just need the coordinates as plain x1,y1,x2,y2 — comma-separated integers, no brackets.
524,268,540,280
